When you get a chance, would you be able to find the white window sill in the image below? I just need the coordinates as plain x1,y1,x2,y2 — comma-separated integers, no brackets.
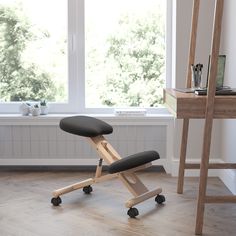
0,113,173,126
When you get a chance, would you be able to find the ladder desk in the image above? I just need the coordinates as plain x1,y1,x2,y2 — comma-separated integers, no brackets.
164,89,236,234
164,0,236,234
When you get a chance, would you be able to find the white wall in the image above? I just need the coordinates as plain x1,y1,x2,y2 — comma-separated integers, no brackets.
172,0,222,176
219,0,236,193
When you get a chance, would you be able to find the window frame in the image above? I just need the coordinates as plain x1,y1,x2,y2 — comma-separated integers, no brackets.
0,0,172,114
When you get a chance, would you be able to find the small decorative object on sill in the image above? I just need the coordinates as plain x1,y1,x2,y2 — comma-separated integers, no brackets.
31,104,41,116
40,99,49,115
19,103,31,116
114,108,147,116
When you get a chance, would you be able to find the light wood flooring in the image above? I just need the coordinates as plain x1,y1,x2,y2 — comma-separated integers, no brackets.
0,171,236,236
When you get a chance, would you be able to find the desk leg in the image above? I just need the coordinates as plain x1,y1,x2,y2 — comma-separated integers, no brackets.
177,118,189,194
195,117,213,235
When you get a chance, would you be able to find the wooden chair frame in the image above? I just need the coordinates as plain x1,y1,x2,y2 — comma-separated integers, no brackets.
52,135,162,209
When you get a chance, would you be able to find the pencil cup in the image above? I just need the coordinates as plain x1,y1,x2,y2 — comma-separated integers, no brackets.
191,63,203,89
191,72,202,89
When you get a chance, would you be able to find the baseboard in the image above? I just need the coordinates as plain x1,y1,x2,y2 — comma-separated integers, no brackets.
0,158,166,173
0,158,168,166
0,158,98,166
219,169,236,194
0,165,165,172
0,158,219,176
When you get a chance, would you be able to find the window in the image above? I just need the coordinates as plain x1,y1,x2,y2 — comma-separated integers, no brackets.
0,0,172,114
0,0,69,113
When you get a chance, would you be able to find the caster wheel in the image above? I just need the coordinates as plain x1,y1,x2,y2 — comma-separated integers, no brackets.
155,194,165,204
127,207,139,218
83,185,93,194
51,196,62,206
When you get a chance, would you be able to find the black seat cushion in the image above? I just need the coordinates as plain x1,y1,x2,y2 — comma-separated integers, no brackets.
108,150,160,174
60,116,113,137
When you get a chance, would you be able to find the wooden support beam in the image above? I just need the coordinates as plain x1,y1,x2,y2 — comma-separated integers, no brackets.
186,0,200,88
185,163,236,169
177,0,200,195
195,0,224,235
125,188,162,208
205,195,236,204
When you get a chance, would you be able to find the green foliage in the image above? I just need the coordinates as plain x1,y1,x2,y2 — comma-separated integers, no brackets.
0,3,57,102
40,99,47,106
1,2,165,107
100,11,165,107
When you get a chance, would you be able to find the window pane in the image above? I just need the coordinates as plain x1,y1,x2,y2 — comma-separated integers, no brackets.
0,0,68,102
85,0,166,108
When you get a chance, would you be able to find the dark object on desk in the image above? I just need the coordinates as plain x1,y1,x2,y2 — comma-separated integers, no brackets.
206,55,226,88
174,88,206,93
195,88,236,95
174,88,195,93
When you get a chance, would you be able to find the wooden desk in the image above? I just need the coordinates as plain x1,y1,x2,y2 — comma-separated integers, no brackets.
164,88,236,119
168,0,236,234
164,88,236,234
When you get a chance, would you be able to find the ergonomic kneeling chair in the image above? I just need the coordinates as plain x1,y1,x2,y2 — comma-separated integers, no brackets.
51,116,165,217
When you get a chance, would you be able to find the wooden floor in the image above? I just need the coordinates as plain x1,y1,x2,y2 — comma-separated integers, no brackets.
0,171,236,236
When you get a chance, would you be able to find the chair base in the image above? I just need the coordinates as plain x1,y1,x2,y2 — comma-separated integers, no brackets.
51,135,165,217
52,163,163,207
52,163,164,215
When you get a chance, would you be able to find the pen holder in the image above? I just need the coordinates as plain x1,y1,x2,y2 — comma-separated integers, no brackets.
191,73,202,89
191,63,203,89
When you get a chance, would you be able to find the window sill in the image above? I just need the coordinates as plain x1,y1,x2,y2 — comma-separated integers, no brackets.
0,113,173,126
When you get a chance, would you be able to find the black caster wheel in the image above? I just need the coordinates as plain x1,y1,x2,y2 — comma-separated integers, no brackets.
127,207,139,218
51,196,62,206
155,194,165,204
83,185,93,194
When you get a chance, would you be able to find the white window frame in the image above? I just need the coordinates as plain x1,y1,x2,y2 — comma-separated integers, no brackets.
0,0,172,115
